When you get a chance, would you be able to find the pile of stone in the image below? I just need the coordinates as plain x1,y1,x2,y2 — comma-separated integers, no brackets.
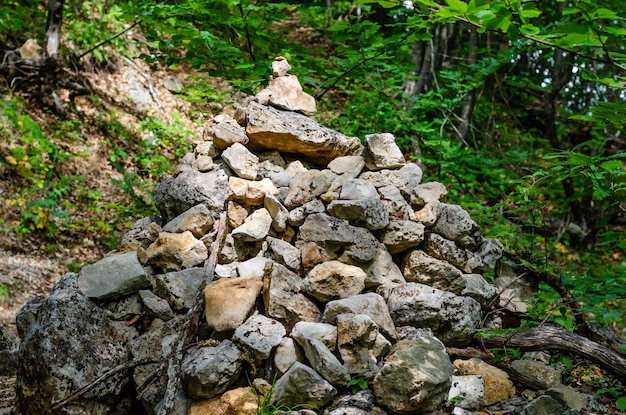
12,58,600,415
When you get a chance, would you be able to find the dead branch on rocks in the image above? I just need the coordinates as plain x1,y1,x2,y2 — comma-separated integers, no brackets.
157,211,228,415
481,324,626,379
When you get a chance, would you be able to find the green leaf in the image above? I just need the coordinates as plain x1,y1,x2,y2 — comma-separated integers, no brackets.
616,397,626,412
520,9,542,19
446,0,468,14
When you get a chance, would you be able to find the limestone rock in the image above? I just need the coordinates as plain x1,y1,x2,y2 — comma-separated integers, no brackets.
263,70,317,115
323,293,397,341
336,313,384,377
364,133,405,171
325,390,387,415
402,249,465,293
291,321,338,352
373,337,453,414
264,193,289,232
431,204,482,249
264,263,322,329
233,312,286,363
413,199,441,226
423,232,469,270
453,358,515,406
378,184,415,221
162,204,214,238
510,359,562,390
228,177,279,206
182,340,243,399
79,251,150,301
361,243,405,288
272,362,337,409
520,395,565,415
154,168,229,221
327,155,365,178
153,267,204,312
300,337,351,387
267,236,301,271
246,102,362,165
410,181,448,209
303,260,367,302
118,216,163,252
222,142,260,180
339,178,379,200
380,220,425,255
274,337,304,377
189,386,258,415
494,261,536,313
449,375,485,410
231,208,273,242
139,289,175,321
145,231,208,272
386,282,481,346
284,169,336,208
327,199,389,230
212,121,249,149
16,273,131,415
204,276,263,331
297,213,379,263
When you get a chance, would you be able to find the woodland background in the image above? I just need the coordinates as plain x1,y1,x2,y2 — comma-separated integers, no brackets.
0,0,625,405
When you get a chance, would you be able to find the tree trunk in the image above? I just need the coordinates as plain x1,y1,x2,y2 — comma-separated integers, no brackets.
44,0,65,59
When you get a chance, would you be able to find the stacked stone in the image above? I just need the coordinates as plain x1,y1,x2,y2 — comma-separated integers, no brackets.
15,58,505,415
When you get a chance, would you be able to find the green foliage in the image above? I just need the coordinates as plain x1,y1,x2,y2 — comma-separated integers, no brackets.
0,0,45,47
0,283,9,303
347,378,369,394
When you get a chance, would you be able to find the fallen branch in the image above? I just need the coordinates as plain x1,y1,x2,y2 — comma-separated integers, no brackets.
76,20,141,61
481,324,626,379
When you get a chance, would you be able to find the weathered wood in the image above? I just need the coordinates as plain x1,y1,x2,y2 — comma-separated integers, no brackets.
481,324,626,378
44,0,66,58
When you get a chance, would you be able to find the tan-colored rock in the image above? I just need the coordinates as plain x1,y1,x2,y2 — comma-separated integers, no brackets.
231,208,273,242
227,177,279,206
204,277,263,331
245,102,362,165
145,231,208,272
454,358,515,406
227,201,249,228
189,387,258,415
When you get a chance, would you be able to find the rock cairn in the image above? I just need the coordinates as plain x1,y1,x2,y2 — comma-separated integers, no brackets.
14,57,509,415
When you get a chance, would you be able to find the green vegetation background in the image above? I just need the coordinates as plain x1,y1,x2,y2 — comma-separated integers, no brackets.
1,0,625,355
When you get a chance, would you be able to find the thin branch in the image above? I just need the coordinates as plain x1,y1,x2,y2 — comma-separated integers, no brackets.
76,19,140,61
120,55,163,111
50,356,158,411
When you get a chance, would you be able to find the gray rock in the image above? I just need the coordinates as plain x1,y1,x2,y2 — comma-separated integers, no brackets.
387,282,481,346
336,313,383,377
221,142,259,180
339,178,379,200
16,273,131,415
494,261,536,313
378,185,414,221
264,193,289,232
303,260,366,302
325,390,388,415
79,251,150,301
364,133,405,170
380,220,425,255
544,384,588,412
154,168,229,222
246,102,363,166
520,395,565,415
396,163,423,197
181,340,243,399
103,293,144,321
361,243,405,288
324,293,397,341
162,204,214,238
291,321,338,351
510,359,562,390
460,274,498,308
327,155,365,178
233,313,286,362
284,169,336,208
471,238,503,272
0,325,19,376
265,263,322,330
139,289,175,321
153,267,204,312
274,337,304,377
212,121,248,149
410,181,448,209
300,337,350,387
431,204,482,249
413,199,441,226
273,361,337,409
402,249,465,293
118,216,163,252
297,213,379,263
423,232,469,270
267,236,302,272
373,337,453,413
327,199,389,230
